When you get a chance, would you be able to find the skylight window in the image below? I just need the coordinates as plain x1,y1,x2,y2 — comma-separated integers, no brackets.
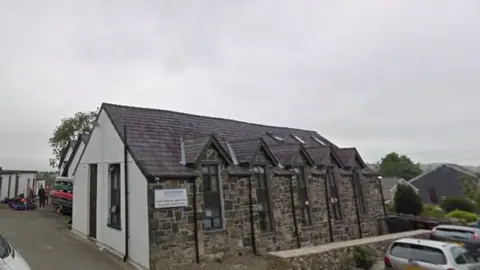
267,132,283,142
312,136,325,145
292,134,306,144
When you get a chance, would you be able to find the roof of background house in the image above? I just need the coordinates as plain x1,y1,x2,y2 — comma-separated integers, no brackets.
58,140,77,169
98,103,368,178
410,163,478,184
381,177,403,190
62,134,90,177
1,170,38,174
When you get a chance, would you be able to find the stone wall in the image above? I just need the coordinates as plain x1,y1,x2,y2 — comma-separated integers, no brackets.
148,146,386,267
268,229,430,270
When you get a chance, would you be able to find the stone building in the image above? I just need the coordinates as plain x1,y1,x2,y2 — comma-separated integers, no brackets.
71,102,385,270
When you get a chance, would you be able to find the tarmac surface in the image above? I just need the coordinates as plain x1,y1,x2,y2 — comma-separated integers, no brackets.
0,205,134,270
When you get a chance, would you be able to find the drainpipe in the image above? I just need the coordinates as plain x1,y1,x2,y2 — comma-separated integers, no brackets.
192,177,200,263
123,125,130,262
325,167,334,242
288,171,301,249
247,174,257,255
351,169,362,239
377,176,387,217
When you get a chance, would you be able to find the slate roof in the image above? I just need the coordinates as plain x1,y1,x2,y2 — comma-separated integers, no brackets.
335,147,366,168
228,139,262,164
62,134,89,177
183,136,211,163
381,177,403,190
58,140,76,169
101,103,362,178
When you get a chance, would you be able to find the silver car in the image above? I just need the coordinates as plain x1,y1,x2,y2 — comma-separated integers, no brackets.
384,238,480,270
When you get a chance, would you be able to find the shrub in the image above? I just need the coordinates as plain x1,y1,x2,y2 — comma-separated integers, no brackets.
353,246,375,270
445,210,478,222
421,204,445,218
394,183,423,215
440,197,477,213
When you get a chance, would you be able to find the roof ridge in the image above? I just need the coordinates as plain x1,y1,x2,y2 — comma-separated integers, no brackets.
102,102,326,135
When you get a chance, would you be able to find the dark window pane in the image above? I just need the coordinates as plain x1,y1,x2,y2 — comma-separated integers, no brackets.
390,243,446,265
202,165,223,231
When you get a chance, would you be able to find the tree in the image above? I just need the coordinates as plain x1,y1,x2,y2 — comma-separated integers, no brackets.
393,183,423,215
440,196,476,213
48,110,97,168
378,152,422,181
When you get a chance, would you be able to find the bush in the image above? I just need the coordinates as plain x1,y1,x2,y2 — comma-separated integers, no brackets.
421,204,446,218
353,246,375,270
440,197,477,213
394,184,423,215
445,210,478,222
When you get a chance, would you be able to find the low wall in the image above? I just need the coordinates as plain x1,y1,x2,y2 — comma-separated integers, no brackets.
268,229,430,270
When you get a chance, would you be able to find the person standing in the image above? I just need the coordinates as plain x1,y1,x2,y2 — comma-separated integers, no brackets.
38,185,46,207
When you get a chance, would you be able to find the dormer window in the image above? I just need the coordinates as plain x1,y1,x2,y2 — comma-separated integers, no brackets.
311,136,325,145
292,134,306,144
267,132,283,143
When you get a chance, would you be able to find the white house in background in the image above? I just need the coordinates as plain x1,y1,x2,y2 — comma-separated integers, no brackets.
72,107,149,269
60,134,90,178
381,177,419,203
0,170,38,199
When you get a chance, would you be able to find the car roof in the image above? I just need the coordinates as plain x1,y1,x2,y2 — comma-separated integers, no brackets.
394,238,455,249
435,224,476,232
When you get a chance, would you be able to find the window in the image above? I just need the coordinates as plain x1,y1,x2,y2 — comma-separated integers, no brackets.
267,132,283,143
353,173,366,215
389,242,447,265
327,170,342,220
108,164,121,229
451,246,477,264
292,134,306,144
202,165,223,231
253,166,272,232
311,136,325,145
295,167,312,225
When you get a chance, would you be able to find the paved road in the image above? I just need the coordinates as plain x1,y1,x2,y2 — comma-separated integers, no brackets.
0,205,134,270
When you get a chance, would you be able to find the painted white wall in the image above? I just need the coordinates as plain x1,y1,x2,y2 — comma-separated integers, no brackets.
0,174,10,199
36,180,46,191
68,141,85,178
17,173,36,195
72,109,149,269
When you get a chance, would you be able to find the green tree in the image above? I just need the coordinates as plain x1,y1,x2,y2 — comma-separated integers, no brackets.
378,152,422,180
48,110,97,168
393,183,423,215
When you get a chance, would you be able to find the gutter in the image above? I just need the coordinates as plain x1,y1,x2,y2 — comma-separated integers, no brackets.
288,172,301,248
123,125,130,262
378,176,387,217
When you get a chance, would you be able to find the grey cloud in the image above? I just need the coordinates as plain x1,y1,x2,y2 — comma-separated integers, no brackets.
0,1,479,171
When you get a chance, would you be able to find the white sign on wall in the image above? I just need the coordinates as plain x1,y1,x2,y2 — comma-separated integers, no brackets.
154,188,188,209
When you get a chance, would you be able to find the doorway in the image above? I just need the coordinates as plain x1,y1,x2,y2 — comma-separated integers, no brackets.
89,164,98,239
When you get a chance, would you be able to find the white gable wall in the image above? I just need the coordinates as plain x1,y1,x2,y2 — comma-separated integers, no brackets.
0,174,10,199
72,109,149,269
68,141,85,178
18,172,36,195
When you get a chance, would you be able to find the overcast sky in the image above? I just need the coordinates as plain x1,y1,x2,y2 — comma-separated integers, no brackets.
0,1,479,171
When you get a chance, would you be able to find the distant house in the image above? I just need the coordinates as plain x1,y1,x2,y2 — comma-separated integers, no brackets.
380,177,419,203
0,170,38,199
410,164,478,204
59,134,90,178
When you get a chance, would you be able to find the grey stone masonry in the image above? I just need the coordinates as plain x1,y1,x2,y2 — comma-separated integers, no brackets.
148,145,385,268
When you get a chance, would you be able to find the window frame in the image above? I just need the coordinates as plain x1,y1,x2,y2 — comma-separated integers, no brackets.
328,170,342,220
253,166,273,232
295,167,312,225
108,163,121,230
202,164,224,231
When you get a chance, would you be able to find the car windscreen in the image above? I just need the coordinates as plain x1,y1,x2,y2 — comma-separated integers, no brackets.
435,228,474,240
390,242,447,265
0,235,11,259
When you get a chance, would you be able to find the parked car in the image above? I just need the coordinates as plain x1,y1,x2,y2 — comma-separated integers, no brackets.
384,238,480,269
430,224,480,258
0,234,31,270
